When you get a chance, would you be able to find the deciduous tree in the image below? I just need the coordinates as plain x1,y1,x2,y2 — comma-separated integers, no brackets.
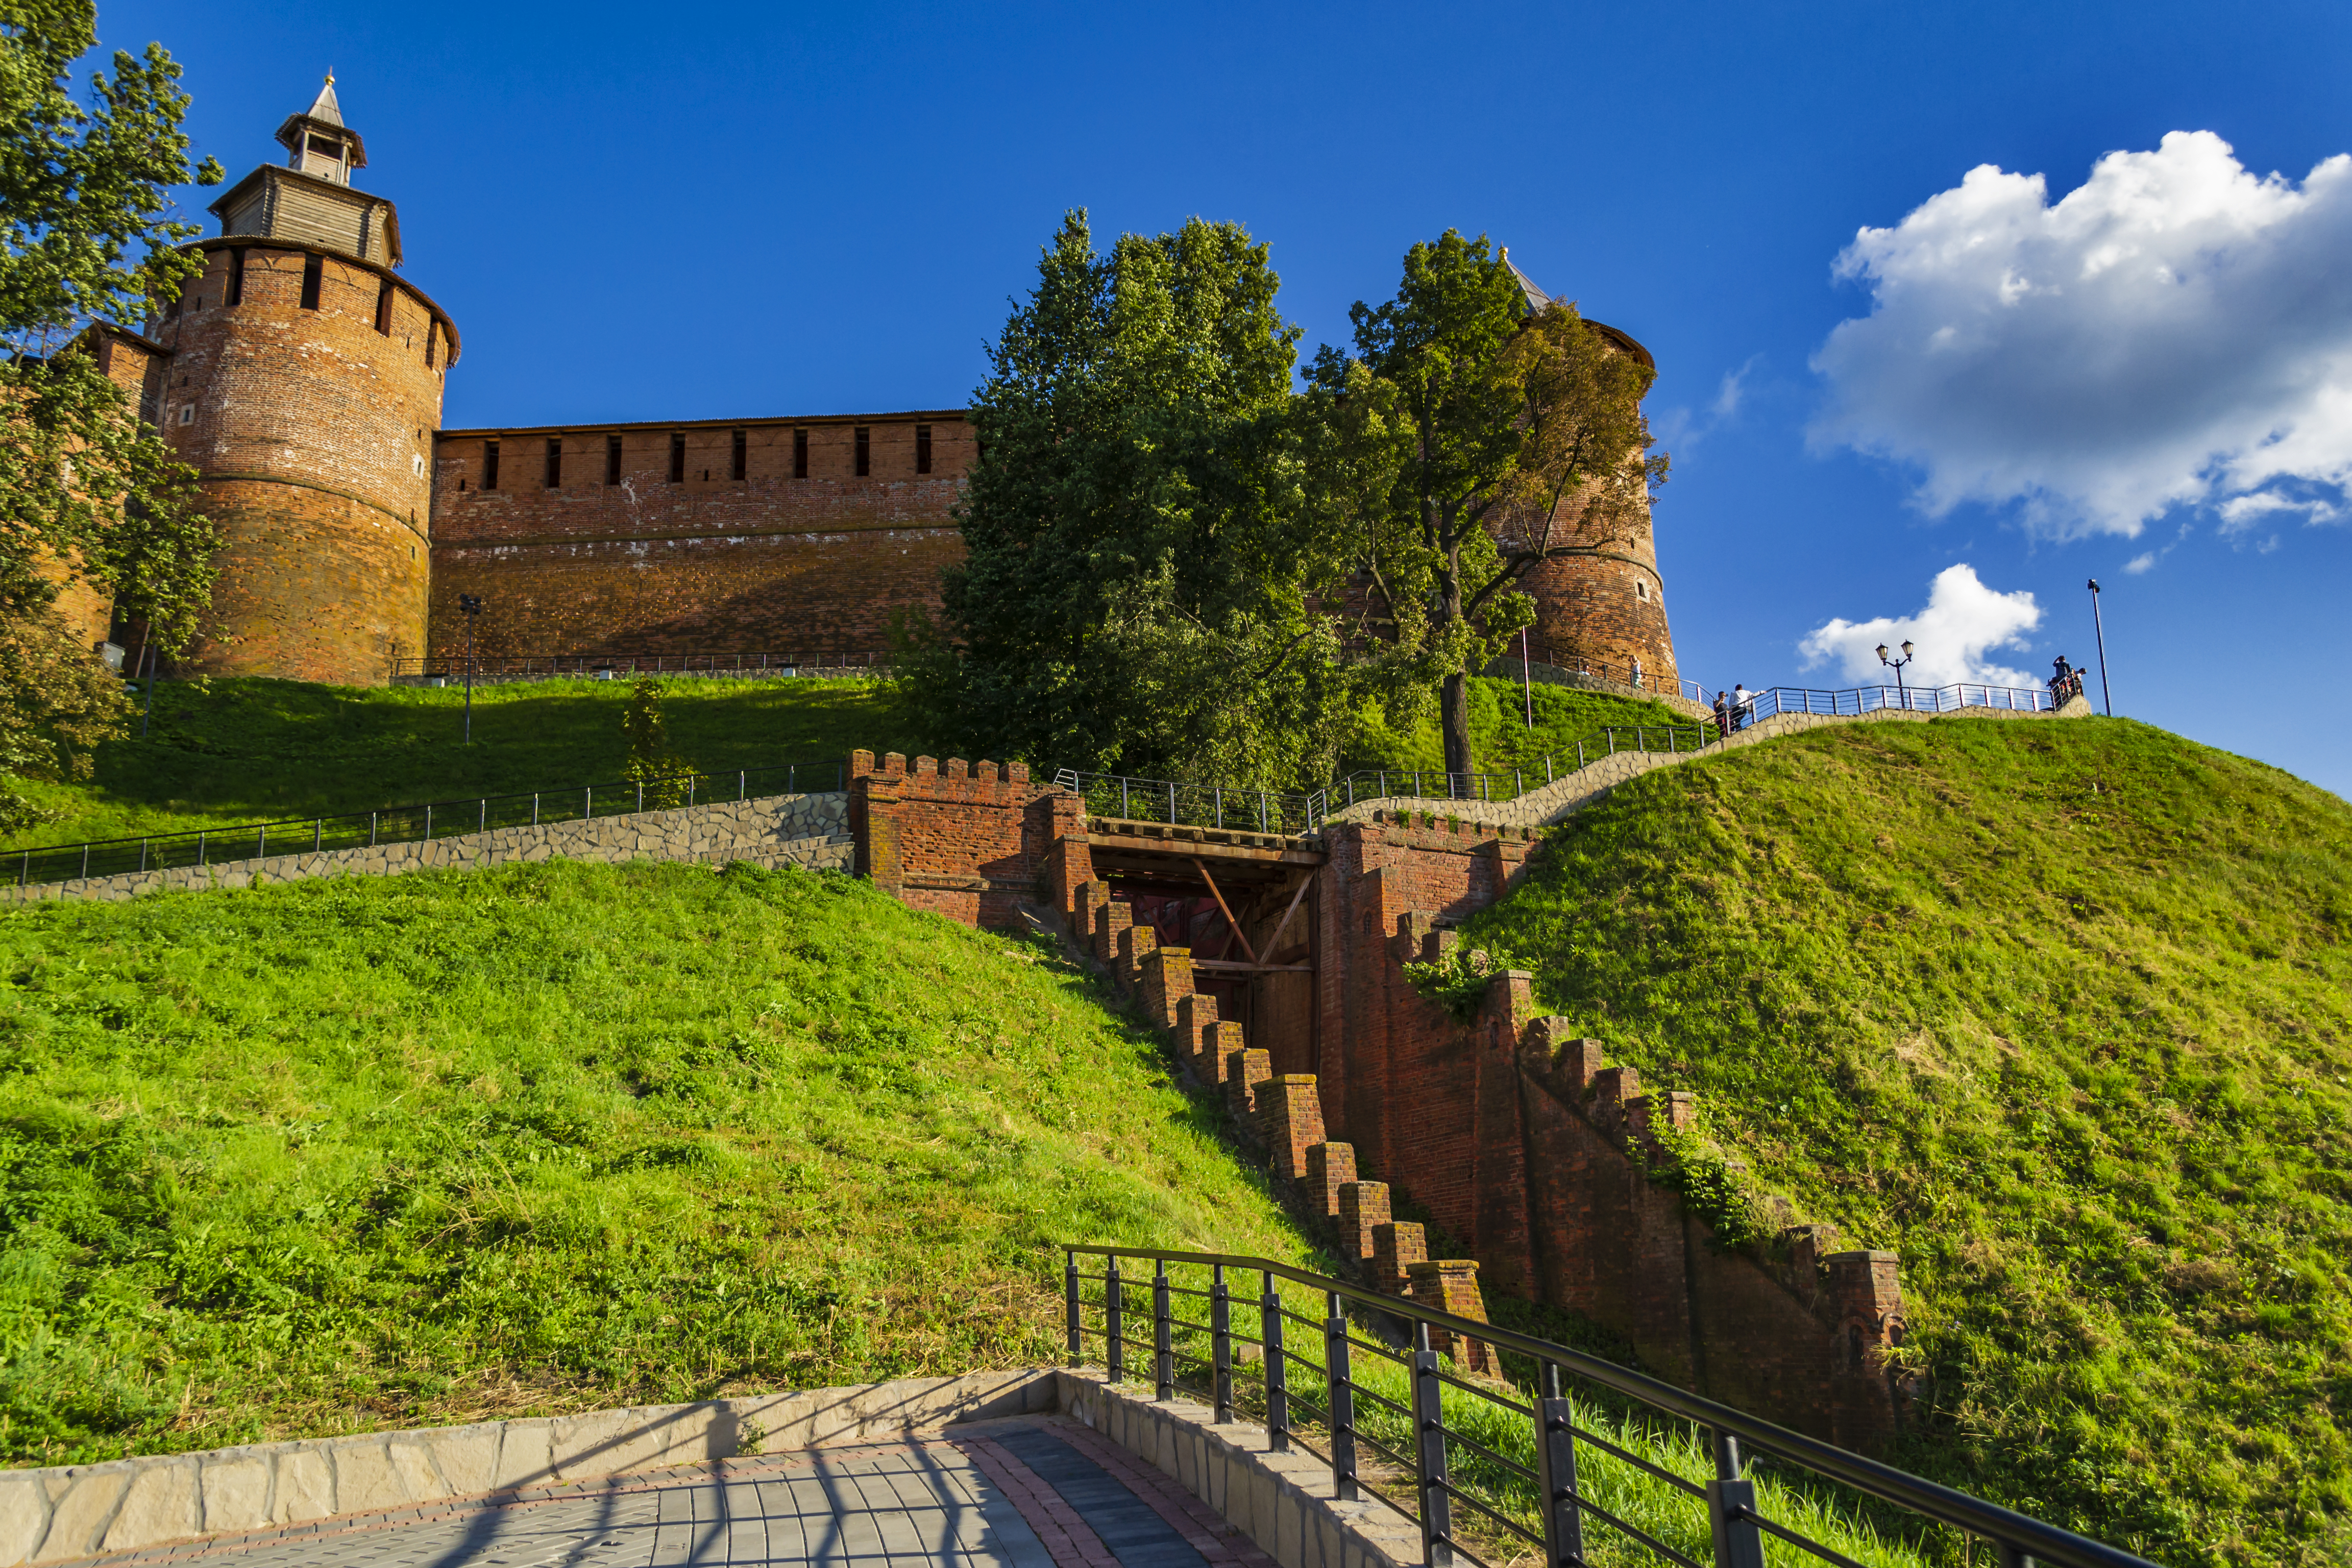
904,211,1398,789
0,0,223,830
1305,231,1667,785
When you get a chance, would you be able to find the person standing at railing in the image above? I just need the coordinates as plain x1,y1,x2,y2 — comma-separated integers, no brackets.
1731,682,1754,732
1712,689,1731,739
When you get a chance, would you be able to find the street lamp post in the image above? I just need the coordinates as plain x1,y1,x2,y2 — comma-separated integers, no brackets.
458,594,484,744
2087,579,2112,717
1876,640,1915,708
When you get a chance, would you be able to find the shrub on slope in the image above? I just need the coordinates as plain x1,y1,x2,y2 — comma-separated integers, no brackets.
1458,717,2352,1568
0,861,1311,1465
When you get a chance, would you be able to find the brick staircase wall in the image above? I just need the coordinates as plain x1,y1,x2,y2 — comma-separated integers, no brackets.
852,724,1955,1449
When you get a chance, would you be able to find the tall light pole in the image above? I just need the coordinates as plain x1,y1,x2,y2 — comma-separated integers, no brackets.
458,593,483,744
1876,640,1915,707
2087,579,2112,716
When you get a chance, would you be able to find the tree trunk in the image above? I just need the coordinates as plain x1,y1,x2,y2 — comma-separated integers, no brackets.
1441,668,1473,793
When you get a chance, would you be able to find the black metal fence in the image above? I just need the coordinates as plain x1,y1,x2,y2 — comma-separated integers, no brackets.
1051,769,1325,836
389,651,893,683
1056,726,1712,831
1063,1243,2157,1568
8,760,847,889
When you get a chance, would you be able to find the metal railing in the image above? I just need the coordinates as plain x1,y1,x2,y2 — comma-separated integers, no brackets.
389,650,893,682
7,760,847,889
1063,1243,2158,1568
1056,726,1711,831
1052,769,1324,836
1322,725,1714,813
1723,682,2056,722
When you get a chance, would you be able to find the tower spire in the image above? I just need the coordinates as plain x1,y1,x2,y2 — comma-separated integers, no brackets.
275,73,364,183
308,70,343,127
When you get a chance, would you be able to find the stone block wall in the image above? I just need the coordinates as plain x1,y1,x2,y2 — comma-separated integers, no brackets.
6,792,849,905
0,1370,1054,1567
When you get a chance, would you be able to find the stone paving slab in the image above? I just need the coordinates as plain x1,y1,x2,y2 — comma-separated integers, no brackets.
67,1420,1268,1568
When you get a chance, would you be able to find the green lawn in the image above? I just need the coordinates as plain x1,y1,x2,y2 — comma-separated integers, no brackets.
0,860,1318,1465
5,675,924,849
6,671,1676,853
0,856,1937,1567
1343,674,1687,782
1456,715,2352,1568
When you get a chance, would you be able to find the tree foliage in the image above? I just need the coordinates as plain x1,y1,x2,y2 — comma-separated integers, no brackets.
0,1,222,831
1306,231,1667,781
619,678,695,807
902,211,1405,790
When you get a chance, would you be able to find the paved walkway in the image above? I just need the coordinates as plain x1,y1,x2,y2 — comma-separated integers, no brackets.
81,1420,1279,1568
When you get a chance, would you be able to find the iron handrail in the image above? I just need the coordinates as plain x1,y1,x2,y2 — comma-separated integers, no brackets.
1053,676,2064,832
8,759,849,890
1062,1242,2159,1568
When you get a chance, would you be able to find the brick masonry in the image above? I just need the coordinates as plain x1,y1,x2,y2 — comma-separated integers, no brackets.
850,705,2096,1450
120,96,1676,692
5,792,849,904
143,240,454,684
426,416,974,661
848,748,1077,932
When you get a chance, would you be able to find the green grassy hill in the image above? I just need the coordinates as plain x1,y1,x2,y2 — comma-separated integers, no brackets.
1344,674,1688,782
0,860,1313,1465
1456,715,2352,1568
5,674,924,849
6,669,1673,854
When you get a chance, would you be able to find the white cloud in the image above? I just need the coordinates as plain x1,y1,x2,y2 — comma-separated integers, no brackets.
1798,565,2044,689
1810,131,2352,538
1711,355,1761,419
2216,491,2335,533
2123,552,2158,574
1656,354,1763,459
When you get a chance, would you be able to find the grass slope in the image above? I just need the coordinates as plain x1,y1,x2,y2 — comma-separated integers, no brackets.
1345,675,1686,781
0,860,1313,1465
6,675,924,849
1457,715,2352,1568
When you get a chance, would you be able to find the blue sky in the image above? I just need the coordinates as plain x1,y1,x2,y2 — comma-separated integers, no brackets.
105,0,2352,796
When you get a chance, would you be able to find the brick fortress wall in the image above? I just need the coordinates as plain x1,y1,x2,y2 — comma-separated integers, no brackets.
428,416,974,662
839,775,1909,1450
145,239,454,684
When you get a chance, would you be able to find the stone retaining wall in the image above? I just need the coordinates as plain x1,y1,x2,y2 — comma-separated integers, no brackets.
1056,1369,1416,1568
6,792,851,905
1,1367,1402,1568
1327,694,2095,833
0,1369,1056,1566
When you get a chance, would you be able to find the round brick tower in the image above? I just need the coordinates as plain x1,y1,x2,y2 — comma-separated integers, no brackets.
153,77,459,685
1501,256,1680,699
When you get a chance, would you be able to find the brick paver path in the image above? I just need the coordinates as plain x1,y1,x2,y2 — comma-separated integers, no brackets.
85,1418,1281,1568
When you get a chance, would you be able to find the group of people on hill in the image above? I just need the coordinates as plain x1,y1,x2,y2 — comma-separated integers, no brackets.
2049,656,2088,704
